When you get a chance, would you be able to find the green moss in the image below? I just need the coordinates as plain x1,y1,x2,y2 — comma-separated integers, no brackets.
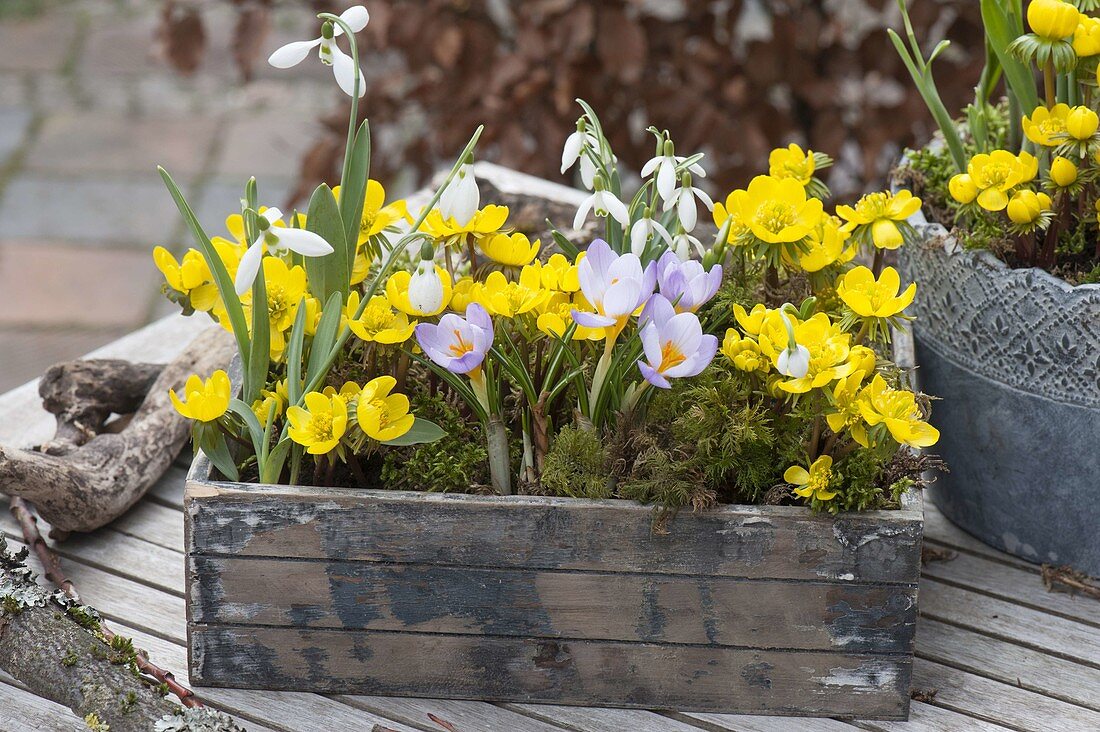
67,605,101,631
1,596,22,616
541,426,611,499
119,690,138,714
61,650,79,667
827,449,891,514
381,393,490,492
83,713,110,731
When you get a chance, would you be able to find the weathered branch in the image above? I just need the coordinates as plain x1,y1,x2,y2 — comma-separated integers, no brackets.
0,327,234,533
0,535,244,731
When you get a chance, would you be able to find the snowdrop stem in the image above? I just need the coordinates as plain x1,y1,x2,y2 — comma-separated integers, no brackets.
318,12,363,192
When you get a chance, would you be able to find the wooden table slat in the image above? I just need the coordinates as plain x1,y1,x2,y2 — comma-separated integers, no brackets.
504,703,714,732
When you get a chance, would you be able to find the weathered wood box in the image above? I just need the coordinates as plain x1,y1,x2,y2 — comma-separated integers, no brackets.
185,459,922,719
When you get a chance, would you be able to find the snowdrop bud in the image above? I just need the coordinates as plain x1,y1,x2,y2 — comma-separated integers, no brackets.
778,344,812,379
408,254,444,315
321,21,335,39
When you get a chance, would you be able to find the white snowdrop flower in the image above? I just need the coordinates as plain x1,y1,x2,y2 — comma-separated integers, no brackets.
574,178,630,230
670,232,702,261
777,310,811,379
408,256,445,314
438,162,479,226
629,209,673,257
234,208,334,295
662,172,713,233
641,139,707,202
268,6,369,98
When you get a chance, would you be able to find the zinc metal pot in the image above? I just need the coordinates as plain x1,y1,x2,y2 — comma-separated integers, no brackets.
899,212,1100,574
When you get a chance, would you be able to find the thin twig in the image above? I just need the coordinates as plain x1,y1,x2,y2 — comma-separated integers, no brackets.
1042,564,1100,601
8,497,204,708
8,497,79,604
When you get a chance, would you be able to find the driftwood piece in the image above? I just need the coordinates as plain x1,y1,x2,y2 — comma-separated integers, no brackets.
0,536,243,732
0,327,233,534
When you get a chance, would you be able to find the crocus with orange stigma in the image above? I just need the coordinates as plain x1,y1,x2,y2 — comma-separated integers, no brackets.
636,295,717,389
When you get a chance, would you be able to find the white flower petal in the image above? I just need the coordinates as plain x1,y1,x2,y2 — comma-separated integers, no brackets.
640,156,661,178
262,207,284,224
338,5,370,34
331,46,365,98
656,158,677,201
234,240,265,296
651,219,673,246
693,187,714,210
678,191,698,232
579,156,596,190
276,227,334,257
562,131,585,173
604,194,630,227
573,194,595,230
268,38,321,68
629,219,650,257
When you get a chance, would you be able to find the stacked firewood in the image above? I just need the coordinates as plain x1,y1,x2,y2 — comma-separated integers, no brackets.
160,0,984,199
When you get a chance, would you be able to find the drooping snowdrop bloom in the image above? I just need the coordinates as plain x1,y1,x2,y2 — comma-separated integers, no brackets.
671,232,702,261
234,208,334,295
438,161,479,226
561,122,598,174
416,303,495,375
641,139,707,202
268,6,369,98
654,251,723,313
408,257,446,315
663,172,713,233
636,294,718,389
573,178,630,230
776,310,811,379
629,207,673,257
571,239,655,337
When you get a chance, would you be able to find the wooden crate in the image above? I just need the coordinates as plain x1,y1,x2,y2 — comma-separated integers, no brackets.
185,457,922,719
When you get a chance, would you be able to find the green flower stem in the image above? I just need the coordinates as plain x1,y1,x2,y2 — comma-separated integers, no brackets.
317,13,362,195
1044,60,1056,108
587,335,617,422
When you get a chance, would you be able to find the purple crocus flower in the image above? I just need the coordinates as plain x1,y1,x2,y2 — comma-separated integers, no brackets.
655,251,723,313
571,239,656,335
415,303,494,375
636,295,718,389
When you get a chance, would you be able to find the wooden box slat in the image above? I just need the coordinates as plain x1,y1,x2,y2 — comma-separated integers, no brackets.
188,624,913,719
187,556,917,653
185,456,922,718
186,477,922,585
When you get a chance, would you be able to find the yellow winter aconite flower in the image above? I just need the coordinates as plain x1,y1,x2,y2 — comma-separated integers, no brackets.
1023,104,1071,147
1007,190,1052,225
784,455,837,502
357,376,414,442
966,150,1032,211
385,266,453,317
846,345,877,379
323,382,362,410
450,276,487,313
796,215,850,272
1027,0,1080,41
536,292,603,340
826,373,871,447
768,143,815,186
153,247,218,311
481,268,550,318
346,291,416,344
534,253,581,292
859,374,940,448
421,204,508,240
948,173,979,204
1050,156,1078,187
170,370,231,422
252,380,287,423
724,175,824,244
1075,15,1100,56
721,329,769,372
733,303,770,336
333,181,410,244
1065,105,1099,140
837,266,916,319
287,391,348,455
836,190,921,250
480,232,540,267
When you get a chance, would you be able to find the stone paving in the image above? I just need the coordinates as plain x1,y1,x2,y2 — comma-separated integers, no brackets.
0,0,336,391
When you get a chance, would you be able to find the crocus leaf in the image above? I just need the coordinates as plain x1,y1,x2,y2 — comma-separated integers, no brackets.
304,184,350,303
339,120,371,272
306,291,344,384
159,167,251,378
285,300,307,408
246,259,270,404
381,418,447,446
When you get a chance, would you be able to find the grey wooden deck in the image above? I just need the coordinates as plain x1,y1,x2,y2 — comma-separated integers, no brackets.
1,315,1098,732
